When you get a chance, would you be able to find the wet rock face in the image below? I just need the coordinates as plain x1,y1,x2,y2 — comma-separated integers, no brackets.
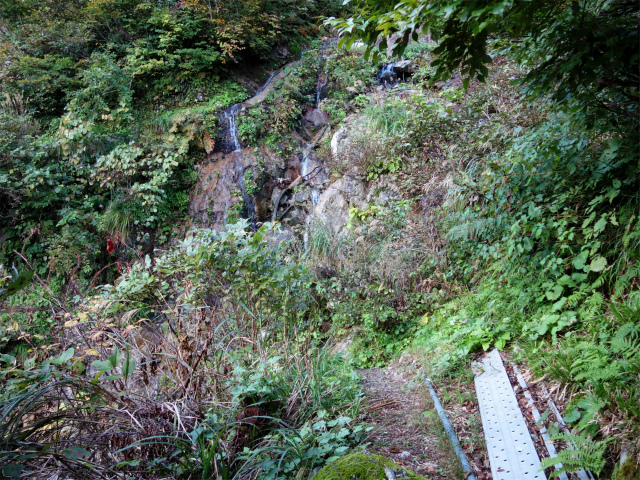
215,63,297,155
216,104,242,154
190,141,328,235
300,107,330,141
377,60,416,86
190,147,280,231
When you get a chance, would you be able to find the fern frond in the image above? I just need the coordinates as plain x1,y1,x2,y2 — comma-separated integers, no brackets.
614,263,640,298
540,431,610,477
590,273,606,290
447,216,502,241
579,292,604,319
611,322,640,358
566,290,586,309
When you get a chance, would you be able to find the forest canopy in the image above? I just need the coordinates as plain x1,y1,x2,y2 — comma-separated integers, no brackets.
327,0,639,116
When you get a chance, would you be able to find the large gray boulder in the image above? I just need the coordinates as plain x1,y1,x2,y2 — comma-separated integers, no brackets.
391,59,415,74
313,176,368,234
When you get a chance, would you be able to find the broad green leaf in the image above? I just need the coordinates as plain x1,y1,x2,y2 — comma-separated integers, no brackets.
552,297,567,312
122,357,136,378
62,447,90,460
589,256,608,272
593,216,607,234
2,464,25,479
572,250,589,270
0,354,16,365
51,347,74,365
582,212,596,228
91,359,114,372
0,270,34,302
563,407,581,423
546,285,563,301
108,346,123,368
312,420,326,430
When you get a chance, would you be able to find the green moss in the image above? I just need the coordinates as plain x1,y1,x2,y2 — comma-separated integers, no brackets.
313,453,429,480
616,453,640,480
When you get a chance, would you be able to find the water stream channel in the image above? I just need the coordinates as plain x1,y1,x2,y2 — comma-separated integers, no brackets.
208,41,334,243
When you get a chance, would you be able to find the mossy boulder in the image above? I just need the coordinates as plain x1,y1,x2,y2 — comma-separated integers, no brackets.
313,453,429,480
617,453,639,480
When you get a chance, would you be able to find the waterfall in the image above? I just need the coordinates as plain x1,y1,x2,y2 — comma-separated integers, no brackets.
377,63,397,85
310,189,320,207
315,40,329,106
316,73,327,106
302,143,322,252
301,151,310,177
225,104,241,152
303,185,322,252
256,70,278,96
220,69,280,153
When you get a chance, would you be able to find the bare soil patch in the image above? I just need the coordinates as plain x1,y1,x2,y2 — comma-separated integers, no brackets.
358,365,458,479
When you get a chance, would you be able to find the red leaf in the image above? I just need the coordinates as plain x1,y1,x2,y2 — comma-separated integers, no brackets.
203,134,215,154
107,238,115,254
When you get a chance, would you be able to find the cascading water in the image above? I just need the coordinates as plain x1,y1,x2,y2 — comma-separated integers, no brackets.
224,104,241,152
255,70,277,96
301,38,339,249
377,63,397,85
219,69,280,153
302,152,321,209
310,189,320,207
301,145,323,252
315,41,329,106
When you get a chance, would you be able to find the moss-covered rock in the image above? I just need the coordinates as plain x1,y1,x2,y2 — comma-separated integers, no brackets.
617,453,639,480
313,452,429,480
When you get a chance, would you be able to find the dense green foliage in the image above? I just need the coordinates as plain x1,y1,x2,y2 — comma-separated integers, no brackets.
238,45,377,148
1,222,368,478
0,0,345,291
1,0,638,477
327,0,638,107
315,2,639,474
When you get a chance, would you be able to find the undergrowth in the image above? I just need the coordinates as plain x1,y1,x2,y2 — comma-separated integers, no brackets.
308,47,639,476
0,222,369,479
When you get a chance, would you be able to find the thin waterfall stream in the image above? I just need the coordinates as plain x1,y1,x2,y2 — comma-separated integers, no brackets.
218,69,280,153
315,40,330,106
223,104,241,152
214,44,335,240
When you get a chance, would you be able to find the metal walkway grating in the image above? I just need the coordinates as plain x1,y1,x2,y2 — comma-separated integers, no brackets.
473,349,546,480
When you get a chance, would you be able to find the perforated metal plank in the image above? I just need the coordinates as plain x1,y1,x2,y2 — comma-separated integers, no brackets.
512,363,569,480
473,349,546,480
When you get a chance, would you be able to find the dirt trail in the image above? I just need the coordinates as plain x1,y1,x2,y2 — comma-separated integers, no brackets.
359,366,455,479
